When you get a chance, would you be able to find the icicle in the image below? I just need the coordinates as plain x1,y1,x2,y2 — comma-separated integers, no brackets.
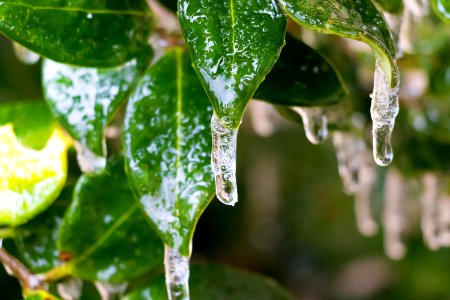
291,106,328,145
57,278,83,300
420,173,440,250
332,132,364,195
370,59,400,166
211,113,238,206
94,282,128,300
383,169,407,260
164,245,190,300
354,151,378,237
398,7,414,55
74,142,106,174
249,101,276,137
12,43,40,65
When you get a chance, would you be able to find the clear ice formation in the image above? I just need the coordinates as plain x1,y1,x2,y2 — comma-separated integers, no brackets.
370,59,400,167
74,142,106,174
13,43,40,65
211,113,238,206
292,107,328,145
383,169,407,260
164,245,190,300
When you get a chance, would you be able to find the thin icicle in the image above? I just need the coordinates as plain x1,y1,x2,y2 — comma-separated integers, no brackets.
74,142,106,174
164,245,190,300
94,282,128,300
211,113,238,206
370,59,400,166
291,106,328,145
383,169,407,260
332,132,364,195
354,151,378,237
57,278,83,300
420,173,440,250
12,43,40,65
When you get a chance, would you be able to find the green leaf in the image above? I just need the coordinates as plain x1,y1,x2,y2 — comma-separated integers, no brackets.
123,48,215,256
254,34,345,107
42,58,143,167
57,158,164,283
279,0,398,87
178,0,287,129
373,0,403,14
432,0,450,22
0,102,70,226
14,188,72,273
0,0,154,67
123,264,294,300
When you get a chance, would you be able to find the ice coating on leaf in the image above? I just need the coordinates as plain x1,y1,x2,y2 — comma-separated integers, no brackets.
12,42,39,65
370,59,400,166
43,59,140,173
383,169,407,260
74,142,107,174
291,107,328,145
211,114,238,206
164,245,190,300
57,277,82,300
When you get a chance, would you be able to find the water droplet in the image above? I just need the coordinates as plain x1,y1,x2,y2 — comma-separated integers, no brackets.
211,113,238,206
370,59,400,166
383,169,407,260
164,245,190,300
12,42,40,65
291,107,328,145
87,13,93,19
57,278,83,300
74,142,106,174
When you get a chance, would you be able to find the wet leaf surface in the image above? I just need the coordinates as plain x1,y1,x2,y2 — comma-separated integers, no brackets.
0,101,70,226
124,48,215,256
123,264,294,300
178,0,287,128
58,158,164,283
0,0,154,67
254,34,345,107
373,0,403,14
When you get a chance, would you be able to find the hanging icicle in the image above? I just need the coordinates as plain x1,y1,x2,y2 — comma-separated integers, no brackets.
291,106,328,145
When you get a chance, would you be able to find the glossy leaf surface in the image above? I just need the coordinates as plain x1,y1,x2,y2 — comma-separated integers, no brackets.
432,0,450,22
58,159,164,283
373,0,403,14
124,48,215,256
0,0,154,67
14,189,72,273
178,0,287,129
0,102,70,226
254,34,345,107
280,0,398,87
123,264,294,300
43,58,142,159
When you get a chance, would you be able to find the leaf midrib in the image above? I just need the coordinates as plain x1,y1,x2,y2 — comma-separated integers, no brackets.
0,1,150,17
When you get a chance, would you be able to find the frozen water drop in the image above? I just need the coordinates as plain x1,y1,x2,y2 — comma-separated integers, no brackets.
164,245,190,300
383,169,407,260
74,142,106,174
370,59,400,167
95,282,128,300
211,113,238,206
57,278,83,300
13,42,40,65
291,107,328,145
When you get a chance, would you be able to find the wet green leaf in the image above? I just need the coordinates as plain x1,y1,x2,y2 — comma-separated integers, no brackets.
254,34,345,107
14,188,72,273
42,58,143,163
178,0,287,129
0,0,154,67
432,0,450,22
373,0,403,14
279,0,398,87
123,48,215,256
0,102,70,226
57,159,164,283
123,264,294,300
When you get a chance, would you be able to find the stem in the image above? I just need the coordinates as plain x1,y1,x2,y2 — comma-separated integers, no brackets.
0,248,44,290
42,263,72,282
164,245,190,300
